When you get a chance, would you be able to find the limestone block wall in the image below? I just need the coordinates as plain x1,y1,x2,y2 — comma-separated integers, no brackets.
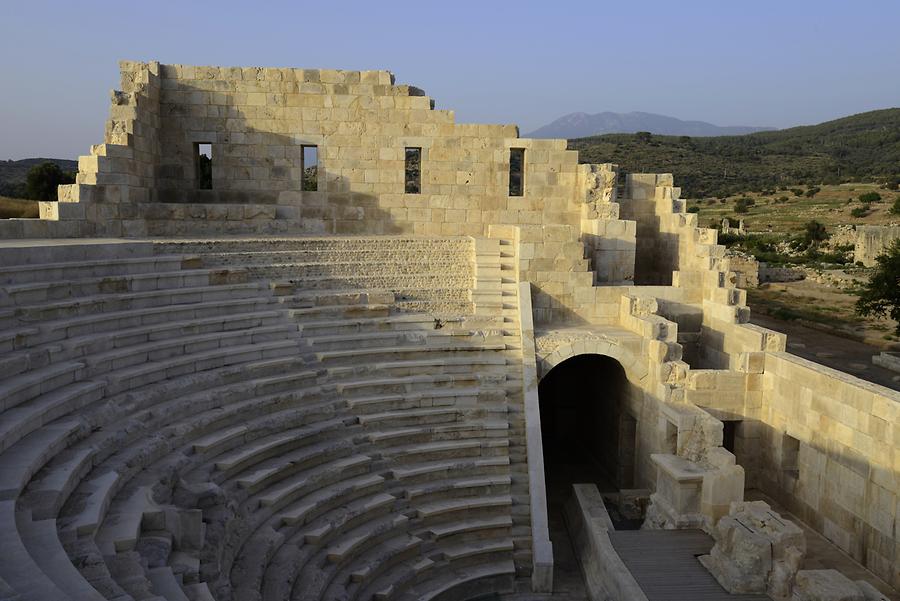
752,352,899,589
25,60,163,237
578,163,636,285
570,172,773,373
683,367,765,487
617,173,684,286
148,64,584,235
18,60,607,323
855,225,900,266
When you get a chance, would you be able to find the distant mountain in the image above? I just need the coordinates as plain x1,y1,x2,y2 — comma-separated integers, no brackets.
525,111,773,139
568,108,900,198
0,158,77,198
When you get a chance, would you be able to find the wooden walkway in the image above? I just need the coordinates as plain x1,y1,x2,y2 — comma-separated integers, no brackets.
608,529,770,601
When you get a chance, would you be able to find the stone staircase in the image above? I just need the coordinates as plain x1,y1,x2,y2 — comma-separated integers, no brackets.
0,236,527,601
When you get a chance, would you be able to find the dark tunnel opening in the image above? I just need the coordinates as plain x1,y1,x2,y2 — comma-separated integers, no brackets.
537,353,640,585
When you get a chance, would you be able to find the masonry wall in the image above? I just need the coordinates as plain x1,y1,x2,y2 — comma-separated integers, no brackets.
855,225,900,267
753,352,899,589
150,64,584,234
158,63,607,323
617,174,684,286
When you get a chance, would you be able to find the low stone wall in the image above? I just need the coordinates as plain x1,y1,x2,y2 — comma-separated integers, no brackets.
564,483,648,601
518,281,553,592
758,263,805,283
872,351,900,374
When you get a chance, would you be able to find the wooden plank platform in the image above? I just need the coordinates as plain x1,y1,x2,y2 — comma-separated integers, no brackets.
609,529,770,601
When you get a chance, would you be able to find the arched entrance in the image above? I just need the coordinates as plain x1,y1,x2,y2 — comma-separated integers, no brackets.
538,353,636,495
536,353,639,593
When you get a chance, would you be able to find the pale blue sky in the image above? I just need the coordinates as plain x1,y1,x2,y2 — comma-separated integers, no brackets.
1,0,898,159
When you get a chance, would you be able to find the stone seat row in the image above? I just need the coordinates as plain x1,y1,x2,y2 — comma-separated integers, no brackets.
153,237,474,255
171,342,512,600
0,296,282,361
0,236,521,601
0,266,250,306
0,254,197,285
196,250,475,268
5,336,512,596
279,290,473,317
96,406,511,600
216,453,514,601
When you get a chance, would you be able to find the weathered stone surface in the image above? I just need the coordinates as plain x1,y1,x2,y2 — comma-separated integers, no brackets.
700,501,805,597
792,570,865,601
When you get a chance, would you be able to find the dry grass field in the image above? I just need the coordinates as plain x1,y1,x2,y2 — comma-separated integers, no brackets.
0,196,38,219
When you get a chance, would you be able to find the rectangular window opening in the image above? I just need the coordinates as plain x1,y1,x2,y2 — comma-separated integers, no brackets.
196,143,212,190
301,145,318,192
781,433,800,479
509,148,525,197
405,147,421,194
616,170,628,198
722,420,739,454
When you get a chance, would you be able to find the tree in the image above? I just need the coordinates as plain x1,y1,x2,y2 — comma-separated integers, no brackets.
858,191,882,203
855,240,900,335
25,162,75,201
635,131,652,144
891,197,900,215
802,220,828,247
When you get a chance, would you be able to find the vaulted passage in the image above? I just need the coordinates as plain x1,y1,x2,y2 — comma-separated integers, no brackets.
537,353,638,594
539,354,634,494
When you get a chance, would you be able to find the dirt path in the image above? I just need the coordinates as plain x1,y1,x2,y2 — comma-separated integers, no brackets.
751,313,900,392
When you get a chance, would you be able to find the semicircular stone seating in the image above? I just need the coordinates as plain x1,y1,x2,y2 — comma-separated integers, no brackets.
0,236,528,601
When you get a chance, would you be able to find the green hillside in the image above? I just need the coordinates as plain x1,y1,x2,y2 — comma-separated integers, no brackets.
569,108,900,198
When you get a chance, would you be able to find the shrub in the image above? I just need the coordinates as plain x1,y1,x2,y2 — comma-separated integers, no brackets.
791,188,805,197
850,205,870,218
775,196,789,203
858,191,882,203
804,186,820,197
734,198,750,214
686,205,700,213
25,162,75,201
717,232,741,246
890,197,900,215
